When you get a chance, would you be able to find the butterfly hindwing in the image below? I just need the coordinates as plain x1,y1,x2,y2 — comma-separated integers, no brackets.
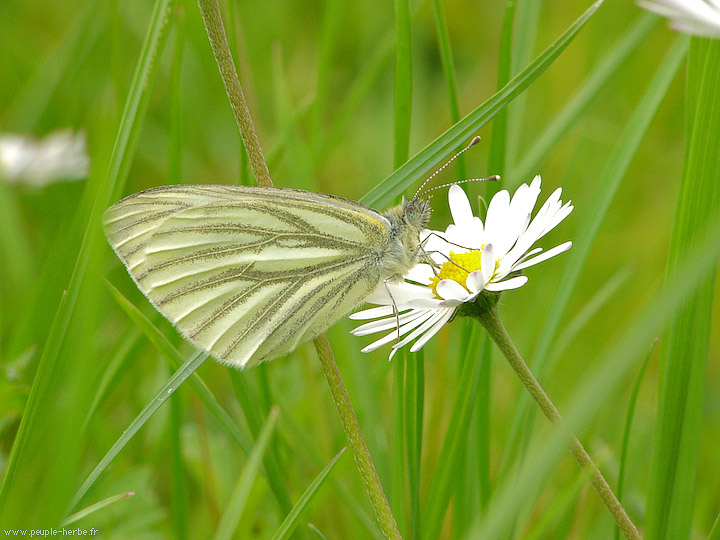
104,185,392,367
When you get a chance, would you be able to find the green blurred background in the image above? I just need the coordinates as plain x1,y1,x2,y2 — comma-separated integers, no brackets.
0,0,718,538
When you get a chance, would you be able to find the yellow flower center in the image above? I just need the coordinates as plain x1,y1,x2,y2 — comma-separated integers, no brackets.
429,249,484,297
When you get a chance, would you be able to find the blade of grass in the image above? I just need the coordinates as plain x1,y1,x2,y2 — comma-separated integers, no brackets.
510,13,658,184
61,491,135,527
310,0,343,153
487,0,515,180
0,182,36,301
645,37,720,540
394,0,412,167
391,357,407,537
420,328,489,540
68,350,208,512
709,513,720,540
228,370,295,519
405,349,424,539
168,364,189,540
505,0,542,168
550,267,633,362
361,0,604,209
613,340,654,540
430,0,466,179
277,401,385,540
270,45,314,190
81,327,142,431
270,448,347,540
213,407,280,540
500,36,688,480
523,468,593,540
106,280,253,455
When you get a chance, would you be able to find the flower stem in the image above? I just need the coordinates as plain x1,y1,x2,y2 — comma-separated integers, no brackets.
196,0,272,187
196,5,400,538
476,305,641,540
314,335,402,540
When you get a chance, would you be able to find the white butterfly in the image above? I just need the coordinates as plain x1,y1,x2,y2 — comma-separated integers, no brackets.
104,184,431,368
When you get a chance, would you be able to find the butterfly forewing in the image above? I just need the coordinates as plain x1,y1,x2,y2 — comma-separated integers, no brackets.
104,185,392,367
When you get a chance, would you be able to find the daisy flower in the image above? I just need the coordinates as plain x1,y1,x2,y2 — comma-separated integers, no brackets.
639,0,720,37
351,176,573,358
0,130,89,186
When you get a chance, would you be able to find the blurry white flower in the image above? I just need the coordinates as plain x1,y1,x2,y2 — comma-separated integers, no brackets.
639,0,720,37
351,176,573,358
0,130,89,186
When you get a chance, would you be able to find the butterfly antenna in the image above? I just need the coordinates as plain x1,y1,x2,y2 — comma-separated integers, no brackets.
418,175,501,198
413,136,482,199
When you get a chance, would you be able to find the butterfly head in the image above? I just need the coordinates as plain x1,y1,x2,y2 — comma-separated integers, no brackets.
401,195,432,233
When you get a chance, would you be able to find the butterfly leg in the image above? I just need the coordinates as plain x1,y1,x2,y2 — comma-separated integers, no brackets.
384,278,401,344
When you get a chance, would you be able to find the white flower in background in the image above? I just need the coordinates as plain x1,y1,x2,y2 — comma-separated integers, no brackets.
0,130,89,186
351,176,573,358
639,0,720,37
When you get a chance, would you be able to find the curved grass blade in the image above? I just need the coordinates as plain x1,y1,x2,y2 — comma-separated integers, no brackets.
213,407,280,540
61,491,135,527
270,448,347,540
307,523,330,540
68,349,207,512
709,513,720,540
614,340,654,540
362,0,604,209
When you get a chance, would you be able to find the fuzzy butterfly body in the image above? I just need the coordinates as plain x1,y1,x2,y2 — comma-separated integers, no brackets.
104,184,431,368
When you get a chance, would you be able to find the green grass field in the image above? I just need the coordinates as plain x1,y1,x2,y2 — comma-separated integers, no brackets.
1,0,719,538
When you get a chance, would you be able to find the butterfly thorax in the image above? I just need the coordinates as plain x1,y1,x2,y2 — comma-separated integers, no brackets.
380,196,432,280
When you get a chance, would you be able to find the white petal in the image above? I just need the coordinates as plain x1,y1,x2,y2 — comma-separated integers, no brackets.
513,241,572,271
484,189,511,242
449,184,475,226
485,276,528,291
352,309,429,336
466,270,486,293
436,279,470,301
481,244,496,280
388,310,446,351
409,309,455,352
360,310,436,352
350,305,395,320
408,297,445,308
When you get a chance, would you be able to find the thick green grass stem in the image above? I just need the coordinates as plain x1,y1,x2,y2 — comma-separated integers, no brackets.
313,335,402,540
196,0,272,187
476,305,641,540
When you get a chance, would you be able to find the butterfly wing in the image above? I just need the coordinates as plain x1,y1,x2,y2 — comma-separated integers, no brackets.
104,185,391,367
